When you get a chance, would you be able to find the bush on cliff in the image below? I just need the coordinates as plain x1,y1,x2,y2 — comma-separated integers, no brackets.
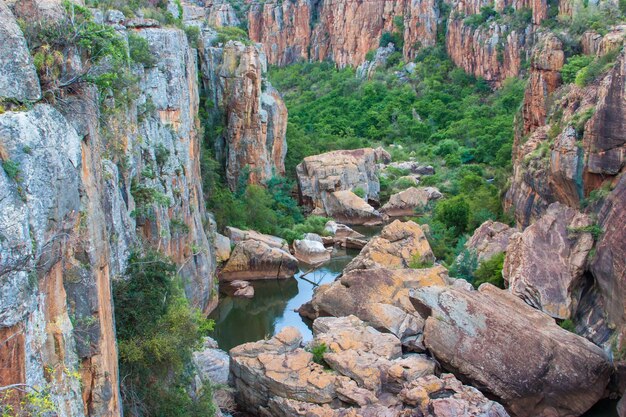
114,250,216,417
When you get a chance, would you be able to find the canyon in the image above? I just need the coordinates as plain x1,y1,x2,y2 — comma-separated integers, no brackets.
0,0,624,416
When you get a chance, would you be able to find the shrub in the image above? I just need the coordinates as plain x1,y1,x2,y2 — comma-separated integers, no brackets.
308,343,328,365
2,159,21,182
128,33,156,67
575,48,620,87
409,255,434,269
114,250,216,417
184,25,201,49
434,196,470,235
472,252,505,288
353,187,366,198
213,26,250,45
559,319,576,332
561,54,593,84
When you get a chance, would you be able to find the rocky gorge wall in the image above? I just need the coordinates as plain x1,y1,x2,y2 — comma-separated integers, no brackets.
0,1,261,414
503,28,626,352
248,0,439,68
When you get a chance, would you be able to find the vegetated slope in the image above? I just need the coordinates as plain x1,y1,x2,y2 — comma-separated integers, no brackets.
270,46,526,264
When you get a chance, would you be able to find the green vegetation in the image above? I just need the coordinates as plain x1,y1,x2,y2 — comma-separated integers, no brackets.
2,160,21,182
114,251,217,417
472,252,506,288
128,33,156,67
567,224,604,240
561,54,593,84
409,255,435,269
212,26,251,45
559,319,576,332
352,187,366,198
307,342,328,366
464,5,498,28
574,48,621,87
265,46,524,262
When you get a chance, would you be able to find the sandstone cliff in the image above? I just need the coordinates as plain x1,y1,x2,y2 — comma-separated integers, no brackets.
504,29,625,350
0,4,220,416
198,37,288,190
248,0,439,67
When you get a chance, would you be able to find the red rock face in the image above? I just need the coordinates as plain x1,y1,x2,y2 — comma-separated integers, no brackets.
446,17,529,86
248,0,312,66
521,32,564,135
248,0,438,67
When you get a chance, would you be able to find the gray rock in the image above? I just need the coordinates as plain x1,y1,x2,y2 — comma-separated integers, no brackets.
0,2,41,101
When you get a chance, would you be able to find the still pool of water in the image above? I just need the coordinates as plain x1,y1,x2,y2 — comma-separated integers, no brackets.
209,247,360,352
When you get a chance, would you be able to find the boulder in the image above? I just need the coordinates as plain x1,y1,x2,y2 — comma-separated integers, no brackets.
503,203,594,319
303,233,324,243
324,190,385,225
296,148,390,212
215,233,231,262
0,1,41,101
306,266,449,349
381,187,442,217
459,220,516,263
344,220,434,272
399,374,510,417
411,283,612,417
193,337,230,386
293,239,331,265
324,221,365,239
230,327,338,413
225,226,289,251
384,161,435,176
223,280,254,298
343,237,368,250
220,240,298,281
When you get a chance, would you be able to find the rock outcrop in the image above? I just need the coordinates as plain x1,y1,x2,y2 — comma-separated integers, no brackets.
0,12,222,416
324,190,386,225
199,39,287,190
220,239,299,281
248,0,439,68
381,186,442,217
225,226,289,251
446,16,531,86
304,266,449,349
411,283,612,417
297,147,390,214
293,238,331,265
0,2,41,101
461,220,516,263
521,32,565,135
503,203,594,319
344,220,435,272
231,318,507,416
590,174,626,350
506,43,625,227
182,0,240,28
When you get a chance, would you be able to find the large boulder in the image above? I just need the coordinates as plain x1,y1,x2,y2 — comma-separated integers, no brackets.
459,220,517,263
296,148,390,212
305,266,449,349
324,190,385,225
230,327,338,413
225,226,289,251
381,187,442,217
503,203,594,319
293,239,331,265
219,240,298,281
411,283,612,417
0,1,41,101
324,221,365,239
215,233,231,262
399,374,510,417
344,220,434,272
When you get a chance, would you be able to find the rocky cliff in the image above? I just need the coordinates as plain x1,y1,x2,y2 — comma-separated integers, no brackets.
0,3,221,415
248,0,439,68
504,29,625,350
198,34,288,189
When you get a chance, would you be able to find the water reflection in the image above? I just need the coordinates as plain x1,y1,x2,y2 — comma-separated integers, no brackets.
209,248,359,351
